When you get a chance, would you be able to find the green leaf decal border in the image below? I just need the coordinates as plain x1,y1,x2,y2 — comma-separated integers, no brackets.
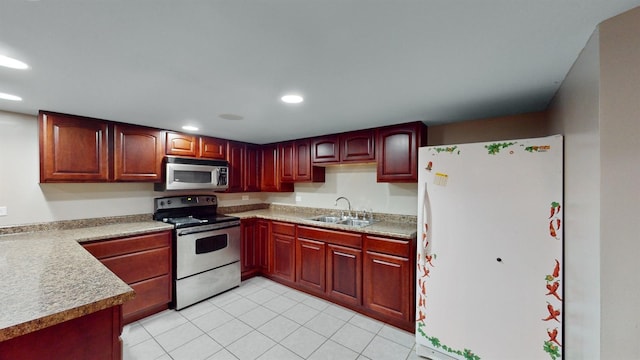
417,322,481,360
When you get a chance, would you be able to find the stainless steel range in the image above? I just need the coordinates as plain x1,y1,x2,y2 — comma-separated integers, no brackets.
153,195,241,310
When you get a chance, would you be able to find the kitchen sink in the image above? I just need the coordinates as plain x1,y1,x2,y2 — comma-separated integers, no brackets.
308,215,374,227
339,218,373,227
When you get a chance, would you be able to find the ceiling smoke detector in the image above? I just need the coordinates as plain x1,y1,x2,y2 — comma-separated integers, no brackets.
219,113,244,120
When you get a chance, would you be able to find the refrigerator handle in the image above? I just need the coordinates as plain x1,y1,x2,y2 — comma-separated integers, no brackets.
418,181,433,264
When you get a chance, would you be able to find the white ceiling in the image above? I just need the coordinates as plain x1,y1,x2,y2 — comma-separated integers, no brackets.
1,1,639,144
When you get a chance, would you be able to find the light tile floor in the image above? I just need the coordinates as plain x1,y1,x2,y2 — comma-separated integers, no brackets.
123,276,419,360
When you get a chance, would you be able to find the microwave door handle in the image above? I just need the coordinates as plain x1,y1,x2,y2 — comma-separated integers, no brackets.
214,168,221,186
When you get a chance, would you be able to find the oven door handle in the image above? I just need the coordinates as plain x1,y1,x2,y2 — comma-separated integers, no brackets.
177,221,240,236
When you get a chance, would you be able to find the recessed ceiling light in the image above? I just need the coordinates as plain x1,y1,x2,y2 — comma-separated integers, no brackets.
182,125,199,131
281,94,304,104
0,92,22,101
0,55,29,70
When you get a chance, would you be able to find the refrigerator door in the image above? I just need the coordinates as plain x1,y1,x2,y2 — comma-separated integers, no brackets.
416,136,563,360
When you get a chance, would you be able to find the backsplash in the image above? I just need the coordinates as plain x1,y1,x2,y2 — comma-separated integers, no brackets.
0,214,153,236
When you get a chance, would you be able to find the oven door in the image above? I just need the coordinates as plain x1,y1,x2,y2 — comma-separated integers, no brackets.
175,223,240,280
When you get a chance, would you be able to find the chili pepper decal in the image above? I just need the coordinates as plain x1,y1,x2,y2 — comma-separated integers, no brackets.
542,302,561,322
546,281,563,301
543,202,562,359
549,202,561,219
547,328,561,346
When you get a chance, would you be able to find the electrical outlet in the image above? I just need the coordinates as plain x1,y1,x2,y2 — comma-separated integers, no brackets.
241,195,249,201
295,196,302,202
0,206,7,216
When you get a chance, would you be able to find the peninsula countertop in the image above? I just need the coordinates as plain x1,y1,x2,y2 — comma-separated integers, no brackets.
0,220,174,341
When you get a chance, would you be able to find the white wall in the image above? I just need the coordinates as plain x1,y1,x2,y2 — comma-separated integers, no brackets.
548,6,640,358
598,7,640,357
265,164,418,215
548,30,601,359
0,111,417,227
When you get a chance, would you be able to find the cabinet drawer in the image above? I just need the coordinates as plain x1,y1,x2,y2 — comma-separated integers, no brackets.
364,235,410,258
83,231,171,259
101,247,170,284
123,275,171,318
272,221,296,236
298,226,362,248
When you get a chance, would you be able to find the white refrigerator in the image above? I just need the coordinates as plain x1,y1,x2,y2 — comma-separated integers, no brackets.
416,135,563,360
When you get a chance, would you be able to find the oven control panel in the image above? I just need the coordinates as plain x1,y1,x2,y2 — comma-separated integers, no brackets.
154,195,217,211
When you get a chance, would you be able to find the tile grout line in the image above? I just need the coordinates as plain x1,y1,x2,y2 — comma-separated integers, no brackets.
124,277,415,360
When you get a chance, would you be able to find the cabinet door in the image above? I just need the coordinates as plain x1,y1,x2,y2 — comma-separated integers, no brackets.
327,244,362,306
376,122,426,182
113,124,165,181
241,219,256,276
271,222,295,283
39,112,110,182
363,251,411,322
82,231,172,325
244,144,261,192
296,237,326,294
227,141,244,192
166,132,197,157
199,136,227,159
280,141,295,182
260,145,293,192
311,135,339,164
256,220,270,273
294,140,312,181
124,275,171,324
261,145,279,191
341,129,375,162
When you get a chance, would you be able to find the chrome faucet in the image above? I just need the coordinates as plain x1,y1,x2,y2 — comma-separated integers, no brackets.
335,196,352,218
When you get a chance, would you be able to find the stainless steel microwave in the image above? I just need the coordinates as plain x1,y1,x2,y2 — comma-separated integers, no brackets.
155,156,229,191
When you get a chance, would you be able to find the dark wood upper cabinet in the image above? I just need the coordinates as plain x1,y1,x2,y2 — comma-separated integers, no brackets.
280,141,295,182
311,135,340,164
227,141,244,193
260,144,294,192
199,136,227,160
244,144,261,192
376,121,426,182
340,129,375,163
166,132,227,160
113,124,165,182
280,140,325,183
165,131,197,157
39,111,111,182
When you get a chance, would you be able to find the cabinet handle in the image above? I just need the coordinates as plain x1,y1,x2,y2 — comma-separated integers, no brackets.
373,259,400,268
334,251,355,259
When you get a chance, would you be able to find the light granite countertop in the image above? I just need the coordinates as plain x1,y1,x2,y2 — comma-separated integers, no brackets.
0,220,174,342
224,206,417,240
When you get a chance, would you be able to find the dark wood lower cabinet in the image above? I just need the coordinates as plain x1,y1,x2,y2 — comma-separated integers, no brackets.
251,220,415,332
0,306,123,360
296,238,326,294
326,244,362,307
271,222,296,283
82,231,172,324
363,251,411,322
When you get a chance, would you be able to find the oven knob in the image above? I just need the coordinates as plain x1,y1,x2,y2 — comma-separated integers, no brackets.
167,200,172,205
207,197,211,202
160,201,165,207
